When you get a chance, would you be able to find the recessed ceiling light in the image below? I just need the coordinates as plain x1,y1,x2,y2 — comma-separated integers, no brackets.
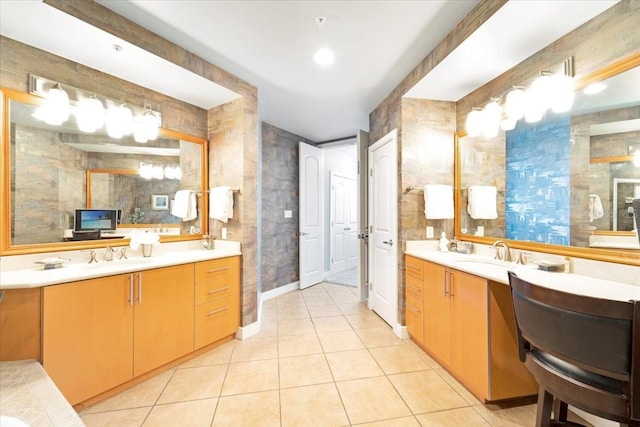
314,48,334,66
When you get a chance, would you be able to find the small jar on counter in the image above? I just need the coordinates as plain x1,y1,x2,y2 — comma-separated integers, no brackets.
201,234,214,250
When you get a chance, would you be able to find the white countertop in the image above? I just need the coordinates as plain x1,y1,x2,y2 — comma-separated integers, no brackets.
405,248,640,302
0,360,84,427
0,244,241,290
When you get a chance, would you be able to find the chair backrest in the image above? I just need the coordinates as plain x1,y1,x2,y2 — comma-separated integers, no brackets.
508,271,633,378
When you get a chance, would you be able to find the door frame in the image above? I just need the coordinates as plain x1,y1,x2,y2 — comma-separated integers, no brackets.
367,129,399,333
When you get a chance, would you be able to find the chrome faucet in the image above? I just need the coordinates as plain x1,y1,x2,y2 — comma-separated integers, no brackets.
103,246,117,262
492,240,512,262
119,247,128,260
88,250,98,264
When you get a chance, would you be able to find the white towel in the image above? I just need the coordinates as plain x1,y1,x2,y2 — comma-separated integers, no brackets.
589,194,604,222
209,186,234,223
424,184,454,219
467,186,498,219
171,190,197,221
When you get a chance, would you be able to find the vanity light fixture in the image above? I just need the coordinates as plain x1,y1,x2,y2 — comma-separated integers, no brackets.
465,58,574,136
139,162,181,180
28,75,161,141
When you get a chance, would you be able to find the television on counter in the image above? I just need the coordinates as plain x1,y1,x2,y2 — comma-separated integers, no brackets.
74,209,118,233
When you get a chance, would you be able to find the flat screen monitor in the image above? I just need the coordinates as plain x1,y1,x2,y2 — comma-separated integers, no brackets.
74,209,118,233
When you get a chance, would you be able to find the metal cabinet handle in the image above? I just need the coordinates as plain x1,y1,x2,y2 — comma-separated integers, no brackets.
382,239,393,246
129,274,134,306
207,267,229,274
207,306,229,316
449,271,454,297
444,269,449,296
207,286,229,295
137,272,142,304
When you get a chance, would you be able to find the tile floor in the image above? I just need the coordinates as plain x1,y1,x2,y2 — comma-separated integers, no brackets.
78,282,586,427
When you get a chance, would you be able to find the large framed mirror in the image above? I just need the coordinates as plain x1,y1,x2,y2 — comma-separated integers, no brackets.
454,52,640,266
1,88,208,255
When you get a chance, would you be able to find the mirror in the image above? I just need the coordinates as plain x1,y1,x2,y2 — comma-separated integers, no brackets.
455,53,640,264
1,88,208,254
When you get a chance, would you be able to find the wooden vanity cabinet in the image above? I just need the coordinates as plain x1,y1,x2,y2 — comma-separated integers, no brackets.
194,256,240,349
43,263,195,405
404,255,425,345
405,256,536,402
0,288,42,361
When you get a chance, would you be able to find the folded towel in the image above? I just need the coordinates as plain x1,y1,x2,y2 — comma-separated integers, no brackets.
589,194,604,222
467,186,498,219
172,190,197,221
424,184,454,219
209,186,234,223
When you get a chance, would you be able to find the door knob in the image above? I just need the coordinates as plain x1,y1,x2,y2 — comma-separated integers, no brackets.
383,239,393,246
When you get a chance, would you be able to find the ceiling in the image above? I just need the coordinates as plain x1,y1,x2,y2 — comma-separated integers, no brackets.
1,0,620,142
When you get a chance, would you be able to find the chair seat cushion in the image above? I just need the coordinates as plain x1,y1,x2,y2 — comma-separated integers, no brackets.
530,350,625,394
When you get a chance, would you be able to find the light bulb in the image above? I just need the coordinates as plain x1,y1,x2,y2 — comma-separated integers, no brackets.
133,118,149,143
42,84,70,125
505,87,525,121
465,108,483,137
482,99,501,138
143,110,160,141
524,88,544,123
313,48,334,66
500,118,516,131
139,163,153,179
550,74,575,113
152,165,164,180
634,151,640,168
174,167,182,180
164,166,175,179
76,95,104,132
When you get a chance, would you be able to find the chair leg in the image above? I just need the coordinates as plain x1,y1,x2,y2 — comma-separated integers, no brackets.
536,386,554,427
553,399,568,422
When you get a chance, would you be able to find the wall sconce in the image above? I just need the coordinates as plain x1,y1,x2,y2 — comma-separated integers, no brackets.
139,162,181,180
29,75,161,143
466,57,574,137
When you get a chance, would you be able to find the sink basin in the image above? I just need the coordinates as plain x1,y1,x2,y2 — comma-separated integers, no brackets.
70,258,155,270
453,256,515,268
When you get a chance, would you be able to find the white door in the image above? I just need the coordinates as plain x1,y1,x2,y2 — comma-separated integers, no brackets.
330,173,358,275
357,130,369,302
368,129,398,327
299,142,324,289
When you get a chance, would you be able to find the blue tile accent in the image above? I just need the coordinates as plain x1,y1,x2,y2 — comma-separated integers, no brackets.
505,115,571,245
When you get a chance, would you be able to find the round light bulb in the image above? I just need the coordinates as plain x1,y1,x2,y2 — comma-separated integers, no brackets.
550,74,575,113
43,84,70,125
505,87,525,121
76,96,104,132
313,48,334,66
482,100,501,138
465,108,483,137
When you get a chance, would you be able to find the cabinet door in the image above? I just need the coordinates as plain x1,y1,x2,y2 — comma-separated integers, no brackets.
43,274,134,405
133,264,195,377
405,256,425,344
450,270,489,400
0,288,41,361
423,261,450,366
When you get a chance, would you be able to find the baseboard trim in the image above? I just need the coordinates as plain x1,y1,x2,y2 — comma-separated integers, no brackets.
394,324,409,339
261,281,299,301
235,321,260,340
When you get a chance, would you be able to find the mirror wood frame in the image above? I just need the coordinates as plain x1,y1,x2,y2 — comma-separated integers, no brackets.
454,52,640,267
0,87,209,255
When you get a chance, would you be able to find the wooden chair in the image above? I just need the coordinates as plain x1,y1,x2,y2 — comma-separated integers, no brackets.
507,271,640,427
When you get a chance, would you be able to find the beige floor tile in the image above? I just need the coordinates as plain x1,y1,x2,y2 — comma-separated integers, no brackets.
255,320,278,337
212,390,280,427
325,349,384,381
179,340,236,368
346,312,388,330
388,370,468,414
81,369,175,414
355,327,406,348
308,303,344,318
330,293,360,304
156,365,227,404
312,315,353,332
277,317,316,336
472,402,537,427
142,398,217,427
402,340,442,369
221,359,279,396
369,344,433,374
337,302,371,315
229,335,278,362
278,333,323,357
433,368,482,406
280,383,349,427
301,285,329,297
303,294,336,306
415,407,490,426
277,304,311,320
81,407,151,427
277,293,306,304
354,416,421,426
337,376,411,424
318,329,366,353
279,354,334,388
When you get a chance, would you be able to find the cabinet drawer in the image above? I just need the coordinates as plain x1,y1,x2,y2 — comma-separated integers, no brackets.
405,293,424,342
405,256,424,280
405,274,424,299
195,295,240,349
195,257,240,305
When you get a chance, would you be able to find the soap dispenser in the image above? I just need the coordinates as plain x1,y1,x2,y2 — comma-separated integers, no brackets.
438,232,449,253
